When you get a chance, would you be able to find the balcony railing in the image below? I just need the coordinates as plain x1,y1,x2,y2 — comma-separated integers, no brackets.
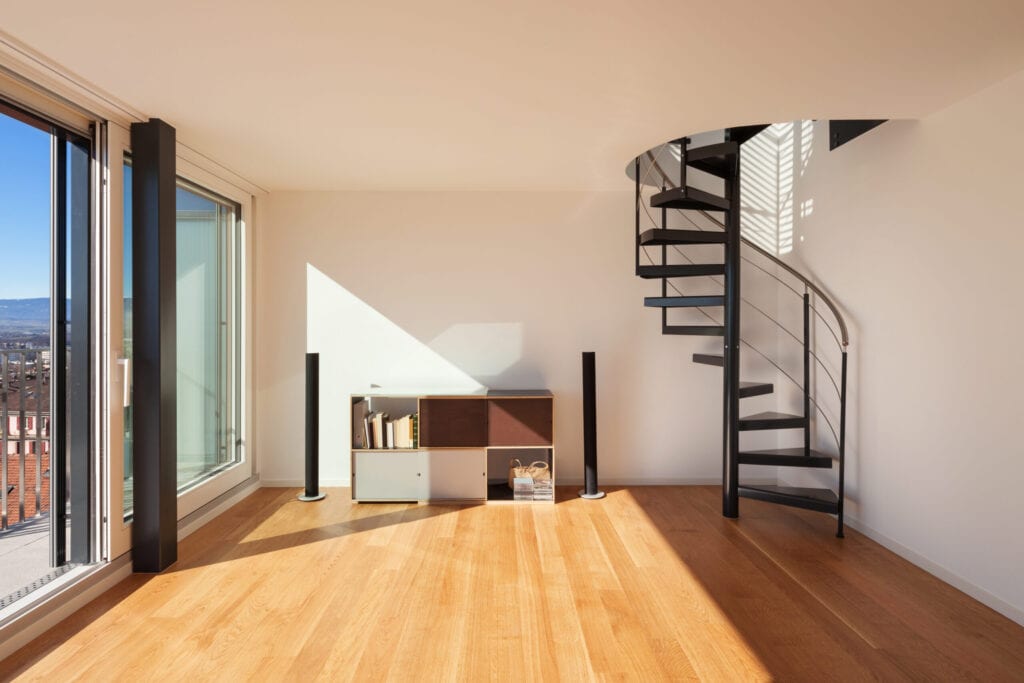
1,348,51,531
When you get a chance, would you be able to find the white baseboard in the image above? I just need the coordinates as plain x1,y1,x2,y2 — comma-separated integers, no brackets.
556,477,776,487
845,515,1024,627
0,556,132,662
258,478,778,488
260,479,349,488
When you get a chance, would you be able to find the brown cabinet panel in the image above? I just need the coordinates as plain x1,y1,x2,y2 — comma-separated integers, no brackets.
488,398,553,447
419,398,487,447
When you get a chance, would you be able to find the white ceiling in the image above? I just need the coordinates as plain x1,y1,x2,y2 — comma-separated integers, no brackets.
3,1,1023,191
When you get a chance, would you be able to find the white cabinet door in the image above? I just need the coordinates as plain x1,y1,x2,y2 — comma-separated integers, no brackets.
423,449,486,501
354,452,426,501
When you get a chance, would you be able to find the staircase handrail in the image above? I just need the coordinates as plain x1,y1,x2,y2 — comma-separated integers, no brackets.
643,150,849,348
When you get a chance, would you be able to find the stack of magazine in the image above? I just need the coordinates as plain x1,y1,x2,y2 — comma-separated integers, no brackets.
512,475,554,502
532,478,553,502
512,477,534,501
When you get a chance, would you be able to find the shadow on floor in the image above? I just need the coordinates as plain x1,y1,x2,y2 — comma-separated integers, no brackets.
171,488,466,572
623,485,1024,681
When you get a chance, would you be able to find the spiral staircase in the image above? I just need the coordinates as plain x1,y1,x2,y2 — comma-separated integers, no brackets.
630,124,853,537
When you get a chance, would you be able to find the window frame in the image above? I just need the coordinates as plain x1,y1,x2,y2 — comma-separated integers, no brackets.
171,156,254,517
172,173,252,512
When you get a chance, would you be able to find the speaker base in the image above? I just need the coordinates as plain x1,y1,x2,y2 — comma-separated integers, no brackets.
297,493,326,502
578,490,606,500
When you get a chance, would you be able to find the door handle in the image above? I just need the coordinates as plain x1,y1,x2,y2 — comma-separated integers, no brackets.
117,357,131,408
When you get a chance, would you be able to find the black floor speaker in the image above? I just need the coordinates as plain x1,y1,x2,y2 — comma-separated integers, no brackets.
299,352,326,502
579,351,605,499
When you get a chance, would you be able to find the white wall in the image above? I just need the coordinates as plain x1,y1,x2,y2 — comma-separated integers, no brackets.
254,73,1024,626
776,70,1024,624
255,190,783,487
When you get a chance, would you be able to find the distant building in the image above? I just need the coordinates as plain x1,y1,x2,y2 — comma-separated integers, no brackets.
2,349,50,525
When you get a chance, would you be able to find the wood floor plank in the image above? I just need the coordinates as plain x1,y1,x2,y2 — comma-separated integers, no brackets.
2,486,1023,682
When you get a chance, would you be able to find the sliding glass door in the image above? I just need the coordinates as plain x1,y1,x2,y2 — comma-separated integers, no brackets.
0,99,95,610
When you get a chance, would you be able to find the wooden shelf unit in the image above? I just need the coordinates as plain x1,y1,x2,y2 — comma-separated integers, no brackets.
351,391,554,503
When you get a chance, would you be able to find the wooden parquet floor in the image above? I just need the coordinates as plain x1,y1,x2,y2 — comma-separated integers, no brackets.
2,485,1023,681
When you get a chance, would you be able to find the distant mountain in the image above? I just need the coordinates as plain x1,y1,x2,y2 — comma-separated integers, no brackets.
0,298,49,321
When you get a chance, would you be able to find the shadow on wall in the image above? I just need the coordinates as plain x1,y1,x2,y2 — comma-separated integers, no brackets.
307,263,546,483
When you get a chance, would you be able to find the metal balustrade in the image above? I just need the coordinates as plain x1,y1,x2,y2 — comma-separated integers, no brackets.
1,348,51,531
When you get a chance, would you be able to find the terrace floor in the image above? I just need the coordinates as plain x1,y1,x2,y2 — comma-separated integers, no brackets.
0,515,50,607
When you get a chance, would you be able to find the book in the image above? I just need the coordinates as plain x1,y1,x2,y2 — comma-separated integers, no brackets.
386,421,395,450
364,413,374,449
372,412,387,450
352,399,369,448
411,414,418,448
404,414,414,448
392,414,407,449
392,414,415,449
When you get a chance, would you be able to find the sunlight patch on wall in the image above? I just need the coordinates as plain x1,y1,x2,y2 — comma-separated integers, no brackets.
740,130,782,254
306,263,484,394
306,264,484,483
429,323,523,378
778,122,795,255
740,121,815,256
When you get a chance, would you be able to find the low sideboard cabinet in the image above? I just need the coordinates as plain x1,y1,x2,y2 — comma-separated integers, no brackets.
350,391,553,503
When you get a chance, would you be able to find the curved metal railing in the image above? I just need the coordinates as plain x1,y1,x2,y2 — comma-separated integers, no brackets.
634,137,849,457
643,148,849,347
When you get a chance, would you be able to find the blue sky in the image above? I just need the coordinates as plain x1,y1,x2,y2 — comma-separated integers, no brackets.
0,111,51,299
1,110,221,301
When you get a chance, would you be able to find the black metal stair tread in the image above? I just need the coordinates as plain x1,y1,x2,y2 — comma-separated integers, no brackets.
738,484,839,514
741,410,803,420
738,381,773,398
639,229,727,246
686,142,738,179
738,447,833,468
688,158,732,180
725,124,770,144
689,356,772,397
692,353,724,367
637,264,725,279
738,411,806,430
687,142,738,162
650,186,730,212
663,325,724,336
644,296,724,308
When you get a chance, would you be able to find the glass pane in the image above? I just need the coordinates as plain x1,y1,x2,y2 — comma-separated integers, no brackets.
0,105,93,605
66,135,92,564
176,184,239,491
123,161,133,518
0,108,53,603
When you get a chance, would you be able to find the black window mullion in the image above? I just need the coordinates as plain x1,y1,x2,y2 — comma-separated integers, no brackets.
50,132,67,568
68,134,92,564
